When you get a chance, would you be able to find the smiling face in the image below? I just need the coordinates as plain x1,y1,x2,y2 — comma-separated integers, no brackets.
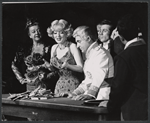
53,24,67,44
28,25,42,42
97,24,111,43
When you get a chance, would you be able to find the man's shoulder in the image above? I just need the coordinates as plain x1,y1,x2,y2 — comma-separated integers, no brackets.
95,44,110,55
92,44,112,59
122,44,146,55
92,43,105,52
116,44,147,62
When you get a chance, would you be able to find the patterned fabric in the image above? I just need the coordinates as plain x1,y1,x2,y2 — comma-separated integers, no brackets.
50,42,80,96
11,43,51,91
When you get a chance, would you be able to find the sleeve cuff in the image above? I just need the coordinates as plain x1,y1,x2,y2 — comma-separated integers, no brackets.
86,93,96,99
86,85,99,97
73,87,85,95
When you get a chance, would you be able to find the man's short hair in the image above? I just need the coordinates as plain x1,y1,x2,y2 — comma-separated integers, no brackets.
117,14,141,41
97,19,114,34
73,26,97,41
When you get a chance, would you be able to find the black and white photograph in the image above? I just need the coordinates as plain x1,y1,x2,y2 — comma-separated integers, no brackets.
2,1,148,121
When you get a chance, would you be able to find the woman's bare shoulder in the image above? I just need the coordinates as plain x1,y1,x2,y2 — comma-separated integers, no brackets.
69,42,77,49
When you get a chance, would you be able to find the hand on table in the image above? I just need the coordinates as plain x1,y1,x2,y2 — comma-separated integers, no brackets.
72,94,94,100
98,100,108,107
67,92,78,98
54,92,78,98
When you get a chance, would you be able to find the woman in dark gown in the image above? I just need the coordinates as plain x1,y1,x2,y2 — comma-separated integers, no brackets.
11,18,57,92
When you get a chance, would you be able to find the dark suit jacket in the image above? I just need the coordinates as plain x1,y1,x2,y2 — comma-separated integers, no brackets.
107,40,148,120
113,36,125,55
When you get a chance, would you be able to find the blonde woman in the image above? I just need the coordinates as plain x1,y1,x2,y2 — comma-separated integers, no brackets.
47,19,83,97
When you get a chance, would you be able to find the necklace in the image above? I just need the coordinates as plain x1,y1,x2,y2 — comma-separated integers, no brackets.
58,41,68,50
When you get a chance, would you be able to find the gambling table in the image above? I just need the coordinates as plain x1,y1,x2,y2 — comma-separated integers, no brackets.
2,94,120,121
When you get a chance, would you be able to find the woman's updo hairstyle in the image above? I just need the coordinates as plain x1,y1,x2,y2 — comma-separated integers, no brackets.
25,18,40,31
47,19,73,39
24,18,42,45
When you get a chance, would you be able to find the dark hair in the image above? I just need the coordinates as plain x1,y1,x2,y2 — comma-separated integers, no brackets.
97,19,114,34
25,18,40,31
117,14,140,41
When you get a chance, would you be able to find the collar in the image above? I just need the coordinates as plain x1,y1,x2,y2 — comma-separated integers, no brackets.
85,41,100,59
124,37,140,50
103,39,110,49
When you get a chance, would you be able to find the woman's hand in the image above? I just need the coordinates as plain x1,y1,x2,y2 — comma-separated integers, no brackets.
59,92,70,97
43,59,51,68
54,92,77,98
38,73,45,81
67,92,78,99
54,92,69,97
21,78,30,84
61,60,68,69
47,72,54,79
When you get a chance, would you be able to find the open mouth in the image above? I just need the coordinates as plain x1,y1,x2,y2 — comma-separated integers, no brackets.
35,35,40,38
56,38,62,41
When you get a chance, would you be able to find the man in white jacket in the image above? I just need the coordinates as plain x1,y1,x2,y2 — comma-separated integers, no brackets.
68,26,114,100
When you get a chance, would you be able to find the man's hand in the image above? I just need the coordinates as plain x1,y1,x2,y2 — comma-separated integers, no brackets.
98,100,108,107
111,28,119,40
72,94,95,100
43,59,51,68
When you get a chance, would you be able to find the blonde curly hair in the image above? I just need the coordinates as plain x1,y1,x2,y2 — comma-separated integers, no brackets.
47,19,73,39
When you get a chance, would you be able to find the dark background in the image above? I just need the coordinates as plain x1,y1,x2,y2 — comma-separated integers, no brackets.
2,2,148,82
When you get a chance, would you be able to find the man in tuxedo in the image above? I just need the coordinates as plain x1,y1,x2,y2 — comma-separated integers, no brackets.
106,14,148,120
